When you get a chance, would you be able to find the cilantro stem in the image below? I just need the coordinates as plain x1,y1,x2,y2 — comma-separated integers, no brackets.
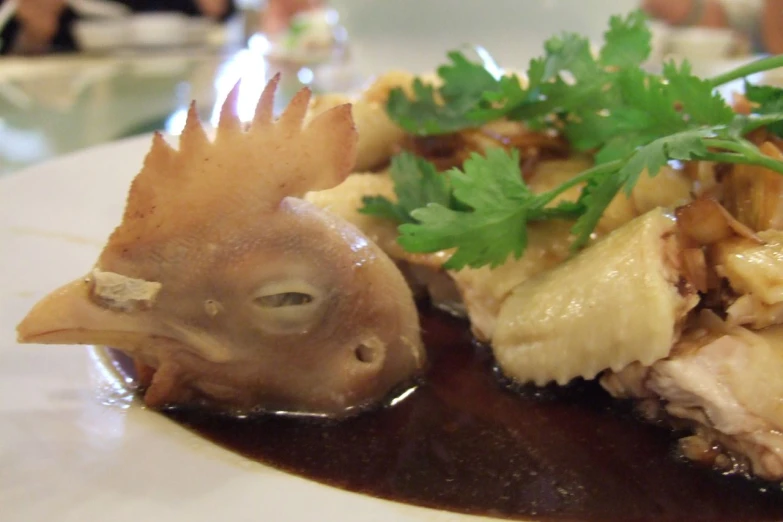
703,138,755,154
703,137,783,175
535,160,623,207
699,151,783,175
737,113,783,134
708,55,783,88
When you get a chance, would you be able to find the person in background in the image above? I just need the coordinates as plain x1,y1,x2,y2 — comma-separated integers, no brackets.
261,0,322,35
643,0,783,54
0,0,234,55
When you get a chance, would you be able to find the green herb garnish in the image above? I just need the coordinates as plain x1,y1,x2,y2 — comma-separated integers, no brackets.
385,10,653,136
395,148,583,269
360,152,452,224
361,10,783,270
744,81,783,137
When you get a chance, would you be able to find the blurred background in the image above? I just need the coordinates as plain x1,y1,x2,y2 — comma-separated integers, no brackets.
0,0,776,175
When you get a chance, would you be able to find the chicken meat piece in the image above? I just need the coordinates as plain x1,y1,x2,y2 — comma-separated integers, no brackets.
598,164,693,234
603,311,783,480
726,295,783,330
492,208,699,386
715,230,783,306
698,229,783,329
723,142,783,231
306,71,417,171
17,76,424,417
449,220,574,341
305,172,403,258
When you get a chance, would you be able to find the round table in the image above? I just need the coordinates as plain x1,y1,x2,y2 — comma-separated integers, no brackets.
0,44,344,175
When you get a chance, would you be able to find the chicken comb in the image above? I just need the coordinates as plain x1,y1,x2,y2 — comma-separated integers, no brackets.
104,75,358,251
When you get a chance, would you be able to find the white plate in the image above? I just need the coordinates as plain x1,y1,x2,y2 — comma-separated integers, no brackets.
0,135,498,522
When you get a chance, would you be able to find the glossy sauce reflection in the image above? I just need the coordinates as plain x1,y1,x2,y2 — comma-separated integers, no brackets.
111,310,783,521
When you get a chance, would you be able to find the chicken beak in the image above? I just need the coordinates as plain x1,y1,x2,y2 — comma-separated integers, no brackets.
17,277,151,350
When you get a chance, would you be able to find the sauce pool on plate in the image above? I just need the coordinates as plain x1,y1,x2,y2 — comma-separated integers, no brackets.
108,309,783,521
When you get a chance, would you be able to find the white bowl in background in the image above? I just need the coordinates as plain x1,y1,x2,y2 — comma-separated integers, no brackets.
73,18,129,52
129,12,189,48
666,27,738,69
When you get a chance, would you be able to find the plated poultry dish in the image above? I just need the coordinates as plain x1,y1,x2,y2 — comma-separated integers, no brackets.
16,9,783,521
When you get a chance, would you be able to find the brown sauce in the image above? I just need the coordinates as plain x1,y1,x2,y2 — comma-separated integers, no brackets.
110,310,783,521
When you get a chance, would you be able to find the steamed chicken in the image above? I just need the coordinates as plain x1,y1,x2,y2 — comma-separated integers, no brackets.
16,63,783,486
303,71,783,482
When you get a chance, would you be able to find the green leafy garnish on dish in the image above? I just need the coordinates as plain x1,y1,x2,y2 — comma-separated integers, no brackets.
359,9,783,270
397,148,583,269
360,152,452,224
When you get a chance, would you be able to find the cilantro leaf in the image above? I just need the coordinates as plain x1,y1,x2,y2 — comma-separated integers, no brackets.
359,196,409,224
744,81,783,137
540,33,599,81
599,10,651,68
744,82,783,110
449,148,532,207
437,51,500,113
398,148,582,269
565,61,734,163
481,31,608,122
399,149,533,268
402,203,529,270
663,61,734,124
359,152,451,224
386,79,474,136
386,51,501,135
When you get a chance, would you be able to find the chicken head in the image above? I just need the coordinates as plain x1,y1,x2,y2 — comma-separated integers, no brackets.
17,76,425,417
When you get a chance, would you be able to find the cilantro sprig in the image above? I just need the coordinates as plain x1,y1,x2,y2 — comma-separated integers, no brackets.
396,149,583,269
386,52,503,135
360,152,452,224
386,10,653,136
361,10,783,270
744,81,783,137
381,124,783,270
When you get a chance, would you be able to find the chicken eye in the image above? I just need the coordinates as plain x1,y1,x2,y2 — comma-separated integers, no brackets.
250,279,325,334
255,292,314,307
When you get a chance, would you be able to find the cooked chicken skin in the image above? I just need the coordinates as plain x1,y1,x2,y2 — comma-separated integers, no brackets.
448,220,574,341
17,77,424,416
493,208,699,386
599,165,693,233
305,172,403,259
